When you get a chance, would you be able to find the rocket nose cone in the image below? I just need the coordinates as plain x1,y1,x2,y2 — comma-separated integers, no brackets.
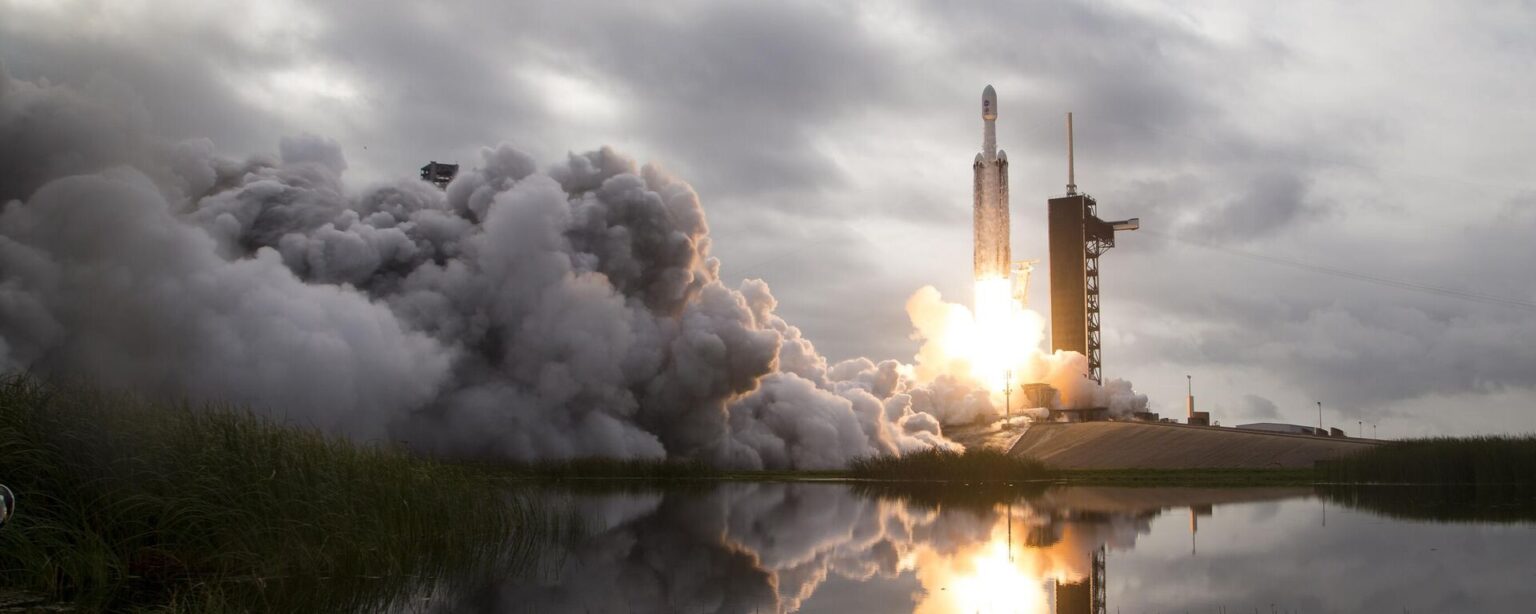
982,85,997,119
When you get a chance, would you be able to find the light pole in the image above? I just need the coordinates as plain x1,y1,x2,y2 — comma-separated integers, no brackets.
1373,423,1378,439
1317,401,1323,433
1358,420,1363,437
1186,375,1193,423
1004,369,1012,423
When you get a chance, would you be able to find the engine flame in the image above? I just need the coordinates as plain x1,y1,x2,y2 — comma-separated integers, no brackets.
907,278,1122,422
910,506,1099,614
970,277,1038,391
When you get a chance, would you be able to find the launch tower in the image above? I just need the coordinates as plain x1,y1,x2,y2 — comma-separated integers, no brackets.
1048,114,1139,383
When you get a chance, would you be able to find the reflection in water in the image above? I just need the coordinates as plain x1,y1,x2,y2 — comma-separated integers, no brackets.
427,484,1313,614
390,482,1536,613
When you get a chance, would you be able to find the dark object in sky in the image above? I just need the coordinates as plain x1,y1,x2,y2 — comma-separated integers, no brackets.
1048,114,1138,384
420,161,459,188
0,484,13,530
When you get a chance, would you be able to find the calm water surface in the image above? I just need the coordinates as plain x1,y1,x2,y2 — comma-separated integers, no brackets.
412,482,1536,614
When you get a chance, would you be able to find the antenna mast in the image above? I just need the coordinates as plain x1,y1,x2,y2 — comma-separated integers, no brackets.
1066,112,1078,195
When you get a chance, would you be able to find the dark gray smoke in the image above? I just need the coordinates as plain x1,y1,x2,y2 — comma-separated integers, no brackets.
0,66,960,468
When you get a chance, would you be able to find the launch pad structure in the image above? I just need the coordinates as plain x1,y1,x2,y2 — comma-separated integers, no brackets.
970,88,1138,388
1053,545,1107,614
1047,113,1138,384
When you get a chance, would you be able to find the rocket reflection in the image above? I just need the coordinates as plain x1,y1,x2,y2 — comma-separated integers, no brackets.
437,484,1299,614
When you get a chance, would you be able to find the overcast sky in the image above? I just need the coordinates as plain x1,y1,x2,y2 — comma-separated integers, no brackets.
4,0,1533,438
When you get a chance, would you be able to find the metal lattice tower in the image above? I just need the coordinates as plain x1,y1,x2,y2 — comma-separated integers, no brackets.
1084,198,1109,383
1091,545,1106,614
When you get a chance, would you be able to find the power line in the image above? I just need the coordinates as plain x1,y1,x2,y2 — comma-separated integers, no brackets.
1139,229,1536,313
1074,113,1536,195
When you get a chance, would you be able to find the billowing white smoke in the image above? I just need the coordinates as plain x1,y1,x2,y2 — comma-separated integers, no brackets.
904,284,1150,421
0,66,974,469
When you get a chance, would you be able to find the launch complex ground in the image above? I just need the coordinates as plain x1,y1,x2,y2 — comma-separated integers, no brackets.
407,86,1384,475
945,85,1386,471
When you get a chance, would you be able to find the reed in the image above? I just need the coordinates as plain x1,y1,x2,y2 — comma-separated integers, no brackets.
0,374,554,611
848,447,1054,482
1317,435,1536,485
1316,484,1536,523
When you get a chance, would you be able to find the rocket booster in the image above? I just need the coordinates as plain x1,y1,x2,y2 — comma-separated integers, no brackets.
973,85,1010,280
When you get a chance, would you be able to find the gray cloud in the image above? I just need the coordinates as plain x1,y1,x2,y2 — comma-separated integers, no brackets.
1231,394,1281,421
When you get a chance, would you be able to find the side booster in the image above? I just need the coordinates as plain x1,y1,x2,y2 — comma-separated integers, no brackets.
973,85,1010,280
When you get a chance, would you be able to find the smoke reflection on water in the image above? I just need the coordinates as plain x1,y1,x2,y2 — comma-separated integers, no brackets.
410,483,1536,614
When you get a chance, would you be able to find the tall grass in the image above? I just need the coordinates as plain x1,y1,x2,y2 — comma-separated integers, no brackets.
851,481,1052,512
848,448,1054,482
1317,435,1536,485
1316,484,1536,523
501,457,721,480
0,374,555,611
1315,436,1536,523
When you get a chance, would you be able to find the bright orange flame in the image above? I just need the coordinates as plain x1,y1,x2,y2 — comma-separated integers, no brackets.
909,508,1094,614
970,278,1031,391
906,282,1079,416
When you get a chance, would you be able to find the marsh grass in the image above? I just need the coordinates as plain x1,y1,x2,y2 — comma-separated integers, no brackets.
0,374,556,612
1317,435,1536,485
1313,436,1536,522
502,457,721,480
848,448,1054,482
850,481,1052,513
1316,484,1536,523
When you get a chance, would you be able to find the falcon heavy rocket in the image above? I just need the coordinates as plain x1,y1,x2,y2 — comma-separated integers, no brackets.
973,85,1010,281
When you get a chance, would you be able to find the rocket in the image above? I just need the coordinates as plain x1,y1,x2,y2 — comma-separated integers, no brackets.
973,85,1010,280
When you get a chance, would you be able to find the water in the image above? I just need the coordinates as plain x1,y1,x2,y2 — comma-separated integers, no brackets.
410,482,1536,613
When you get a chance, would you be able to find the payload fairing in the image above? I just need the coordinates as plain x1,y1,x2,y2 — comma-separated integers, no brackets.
973,85,1010,280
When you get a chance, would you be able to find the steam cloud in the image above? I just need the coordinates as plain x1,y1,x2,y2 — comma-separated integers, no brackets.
0,65,1140,468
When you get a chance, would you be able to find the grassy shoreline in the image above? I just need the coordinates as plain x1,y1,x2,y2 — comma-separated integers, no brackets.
1317,435,1536,485
0,375,558,612
503,462,1317,487
7,373,1535,609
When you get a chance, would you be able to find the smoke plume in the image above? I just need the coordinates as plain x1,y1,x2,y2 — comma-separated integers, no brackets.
0,65,1142,468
